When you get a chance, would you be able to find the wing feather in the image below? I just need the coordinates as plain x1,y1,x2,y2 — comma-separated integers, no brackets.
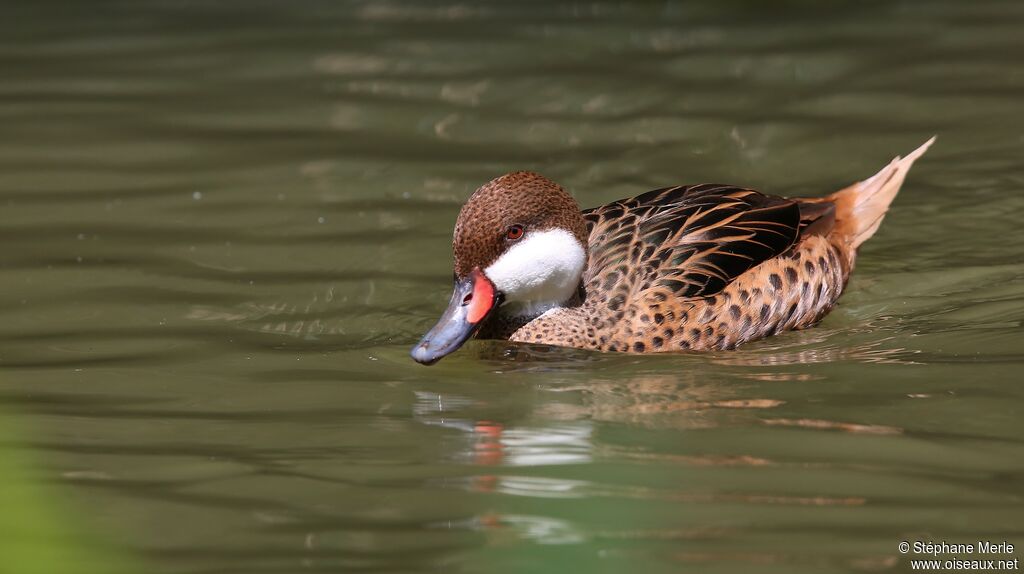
583,184,801,299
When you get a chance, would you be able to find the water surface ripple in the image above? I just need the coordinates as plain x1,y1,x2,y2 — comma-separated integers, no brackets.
1,1,1022,573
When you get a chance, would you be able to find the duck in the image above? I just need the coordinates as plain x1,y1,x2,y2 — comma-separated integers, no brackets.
411,138,934,365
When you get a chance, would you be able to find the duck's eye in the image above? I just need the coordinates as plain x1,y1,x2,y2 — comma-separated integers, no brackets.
506,224,525,241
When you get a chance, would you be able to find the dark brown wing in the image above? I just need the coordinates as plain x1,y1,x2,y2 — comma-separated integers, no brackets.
582,184,801,299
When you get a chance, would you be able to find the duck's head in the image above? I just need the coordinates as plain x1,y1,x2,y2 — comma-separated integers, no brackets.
411,172,588,365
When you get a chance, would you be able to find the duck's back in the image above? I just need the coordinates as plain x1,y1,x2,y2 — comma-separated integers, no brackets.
576,185,844,351
509,139,932,352
581,184,803,301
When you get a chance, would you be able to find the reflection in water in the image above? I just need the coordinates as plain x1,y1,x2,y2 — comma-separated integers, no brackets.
413,391,594,467
543,373,787,430
479,327,919,370
498,425,593,466
762,418,902,435
409,362,913,568
713,337,919,367
492,477,590,499
498,514,586,545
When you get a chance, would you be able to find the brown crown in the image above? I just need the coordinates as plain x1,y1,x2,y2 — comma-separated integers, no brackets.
452,171,588,278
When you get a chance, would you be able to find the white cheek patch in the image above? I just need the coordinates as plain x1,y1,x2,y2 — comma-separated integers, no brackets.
484,228,586,314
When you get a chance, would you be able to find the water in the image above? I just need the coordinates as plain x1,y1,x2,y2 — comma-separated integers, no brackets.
2,1,1023,572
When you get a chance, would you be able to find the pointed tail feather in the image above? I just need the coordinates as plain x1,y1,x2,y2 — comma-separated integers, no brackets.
829,137,934,249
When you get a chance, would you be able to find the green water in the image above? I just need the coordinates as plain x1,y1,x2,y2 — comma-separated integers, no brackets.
2,1,1022,573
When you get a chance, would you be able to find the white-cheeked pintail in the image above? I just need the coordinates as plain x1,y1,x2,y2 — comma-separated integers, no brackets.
411,139,934,365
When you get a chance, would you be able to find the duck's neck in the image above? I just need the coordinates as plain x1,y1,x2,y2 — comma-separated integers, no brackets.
478,283,585,340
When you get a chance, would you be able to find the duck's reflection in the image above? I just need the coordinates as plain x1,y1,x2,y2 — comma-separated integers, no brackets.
412,334,912,571
482,330,917,368
413,390,594,472
410,367,780,527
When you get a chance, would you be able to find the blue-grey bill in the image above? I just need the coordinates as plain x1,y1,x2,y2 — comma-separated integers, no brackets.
410,278,483,365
